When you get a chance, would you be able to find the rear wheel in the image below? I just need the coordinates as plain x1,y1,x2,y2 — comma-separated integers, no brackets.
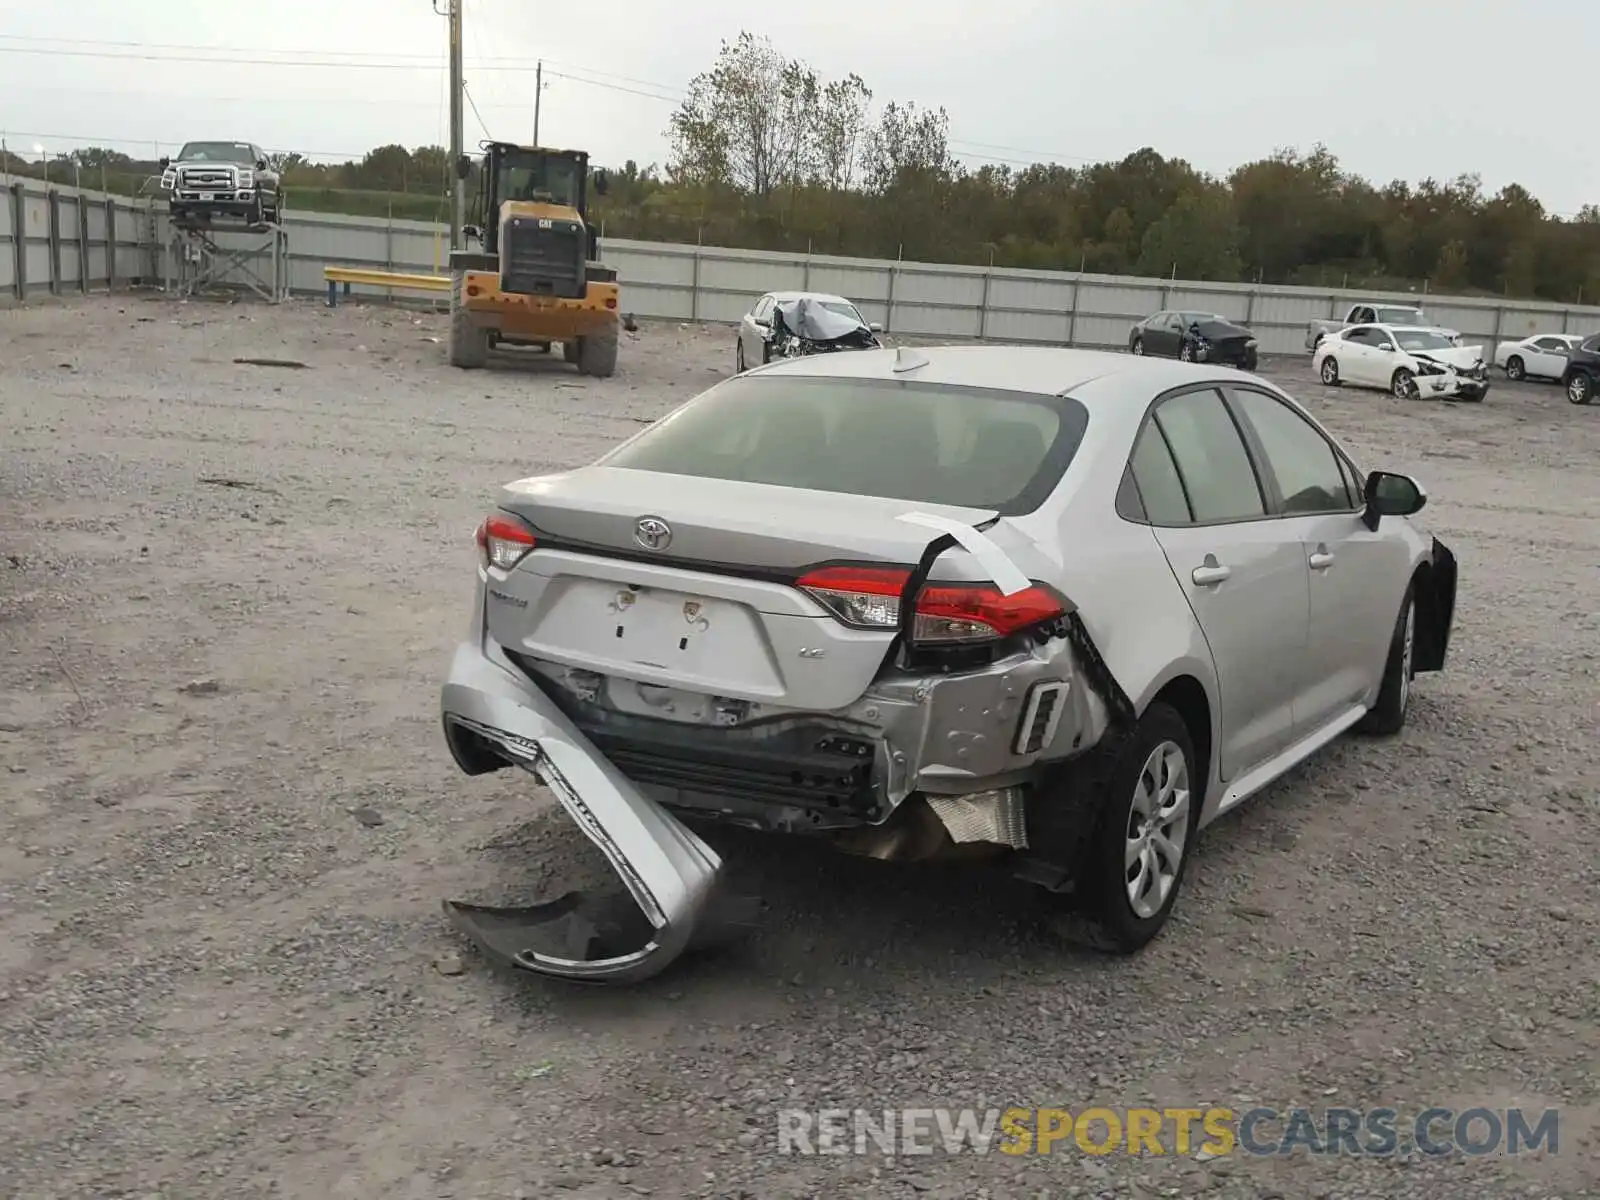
1131,336,1144,356
577,320,619,378
448,273,489,369
736,340,746,373
1179,339,1195,362
1505,355,1525,382
1320,357,1341,386
562,341,580,365
1043,702,1199,954
1567,371,1593,404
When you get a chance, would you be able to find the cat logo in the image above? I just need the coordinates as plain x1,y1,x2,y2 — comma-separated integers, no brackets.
538,218,553,229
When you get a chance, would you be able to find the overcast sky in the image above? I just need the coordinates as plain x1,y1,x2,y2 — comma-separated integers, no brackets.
3,0,1595,215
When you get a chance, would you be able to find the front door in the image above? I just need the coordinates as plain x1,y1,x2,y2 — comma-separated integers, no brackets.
1225,385,1410,735
1130,386,1308,779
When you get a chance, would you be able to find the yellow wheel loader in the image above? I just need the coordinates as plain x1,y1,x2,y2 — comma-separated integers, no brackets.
447,141,620,376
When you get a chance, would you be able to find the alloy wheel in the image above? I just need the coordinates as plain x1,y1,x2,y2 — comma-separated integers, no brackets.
1568,373,1592,404
1125,741,1190,920
1506,357,1524,381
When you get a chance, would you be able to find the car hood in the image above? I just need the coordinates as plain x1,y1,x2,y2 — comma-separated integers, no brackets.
1411,344,1485,370
1190,319,1254,341
773,297,869,342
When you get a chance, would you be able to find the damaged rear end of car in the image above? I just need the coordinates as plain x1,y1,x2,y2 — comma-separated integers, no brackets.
438,362,1125,981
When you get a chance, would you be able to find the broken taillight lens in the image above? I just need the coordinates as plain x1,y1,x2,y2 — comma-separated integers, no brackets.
474,512,537,571
796,565,1066,644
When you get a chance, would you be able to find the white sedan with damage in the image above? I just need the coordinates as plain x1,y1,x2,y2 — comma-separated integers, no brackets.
1314,323,1491,401
438,345,1458,983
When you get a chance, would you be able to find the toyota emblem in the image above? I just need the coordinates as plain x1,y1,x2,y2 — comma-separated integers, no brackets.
633,516,672,551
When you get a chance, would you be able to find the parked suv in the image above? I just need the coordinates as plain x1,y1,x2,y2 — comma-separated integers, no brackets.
1559,332,1600,405
159,141,282,227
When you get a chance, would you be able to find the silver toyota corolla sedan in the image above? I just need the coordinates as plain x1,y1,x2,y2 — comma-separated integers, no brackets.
439,344,1458,982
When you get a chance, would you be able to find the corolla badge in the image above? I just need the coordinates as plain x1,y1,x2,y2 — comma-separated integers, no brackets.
633,516,672,551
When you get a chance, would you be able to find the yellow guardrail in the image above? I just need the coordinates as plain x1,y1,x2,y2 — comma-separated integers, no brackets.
324,265,451,307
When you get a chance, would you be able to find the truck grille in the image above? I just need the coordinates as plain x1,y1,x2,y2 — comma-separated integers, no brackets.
178,166,236,189
502,218,585,299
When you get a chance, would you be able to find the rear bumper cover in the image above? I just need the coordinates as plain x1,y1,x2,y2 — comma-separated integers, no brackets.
440,639,739,983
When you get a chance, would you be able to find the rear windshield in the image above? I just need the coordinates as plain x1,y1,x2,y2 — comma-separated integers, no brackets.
600,375,1089,514
1375,307,1423,324
178,142,257,163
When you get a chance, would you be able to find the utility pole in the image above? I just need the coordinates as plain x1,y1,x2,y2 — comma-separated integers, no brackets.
447,0,465,249
533,60,543,147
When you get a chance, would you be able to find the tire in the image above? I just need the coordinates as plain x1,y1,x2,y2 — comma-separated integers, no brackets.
577,320,619,378
1320,357,1341,386
1392,367,1419,400
736,340,746,373
447,273,489,369
1356,583,1416,737
1505,356,1525,382
1131,336,1144,356
1567,371,1593,405
1048,701,1200,954
562,341,580,365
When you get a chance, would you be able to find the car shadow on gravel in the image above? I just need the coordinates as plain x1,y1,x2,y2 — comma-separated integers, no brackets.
446,813,1102,1013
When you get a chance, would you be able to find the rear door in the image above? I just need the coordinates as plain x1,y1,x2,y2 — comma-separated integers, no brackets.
1223,384,1406,735
1132,385,1309,779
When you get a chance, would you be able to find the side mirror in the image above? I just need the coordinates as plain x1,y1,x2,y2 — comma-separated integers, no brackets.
868,322,883,334
455,155,474,180
462,224,481,241
1377,342,1394,352
1361,470,1426,530
592,169,610,196
256,159,268,171
158,156,170,169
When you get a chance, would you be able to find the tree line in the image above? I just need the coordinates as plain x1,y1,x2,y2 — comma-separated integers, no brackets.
4,30,1596,301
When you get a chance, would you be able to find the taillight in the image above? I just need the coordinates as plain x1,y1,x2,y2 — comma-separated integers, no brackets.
796,565,1066,644
474,512,537,570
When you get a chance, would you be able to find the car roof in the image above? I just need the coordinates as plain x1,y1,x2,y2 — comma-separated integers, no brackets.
748,343,1260,404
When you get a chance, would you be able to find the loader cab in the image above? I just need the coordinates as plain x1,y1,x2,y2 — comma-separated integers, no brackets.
459,141,610,299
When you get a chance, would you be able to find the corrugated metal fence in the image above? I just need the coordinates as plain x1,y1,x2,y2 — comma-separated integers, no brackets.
6,179,1600,356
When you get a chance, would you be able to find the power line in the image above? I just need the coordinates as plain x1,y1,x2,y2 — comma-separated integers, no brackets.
0,36,1099,166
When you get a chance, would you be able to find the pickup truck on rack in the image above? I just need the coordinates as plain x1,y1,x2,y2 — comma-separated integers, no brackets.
1306,301,1457,351
159,141,282,228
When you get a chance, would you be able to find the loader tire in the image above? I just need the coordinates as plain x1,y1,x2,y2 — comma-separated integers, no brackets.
578,322,619,378
562,340,580,365
448,274,489,370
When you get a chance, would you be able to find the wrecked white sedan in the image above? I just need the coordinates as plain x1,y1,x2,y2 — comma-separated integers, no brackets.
1314,324,1491,401
439,345,1458,981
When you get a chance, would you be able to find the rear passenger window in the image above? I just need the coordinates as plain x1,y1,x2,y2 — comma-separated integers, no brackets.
1152,389,1266,523
1128,423,1191,525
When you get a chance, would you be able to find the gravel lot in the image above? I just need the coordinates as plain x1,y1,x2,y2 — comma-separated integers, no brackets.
2,292,1597,1200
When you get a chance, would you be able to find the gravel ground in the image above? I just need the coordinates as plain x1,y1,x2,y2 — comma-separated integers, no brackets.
1,292,1597,1200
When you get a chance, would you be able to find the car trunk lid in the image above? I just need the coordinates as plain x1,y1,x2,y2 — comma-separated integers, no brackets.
499,467,998,578
488,468,1003,710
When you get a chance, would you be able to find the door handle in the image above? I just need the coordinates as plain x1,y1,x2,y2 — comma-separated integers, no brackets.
1191,562,1231,587
1309,550,1336,571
